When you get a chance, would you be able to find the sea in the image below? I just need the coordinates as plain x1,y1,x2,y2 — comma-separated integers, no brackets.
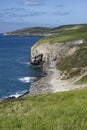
0,34,43,99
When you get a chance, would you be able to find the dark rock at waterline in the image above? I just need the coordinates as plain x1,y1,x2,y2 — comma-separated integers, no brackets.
30,54,44,65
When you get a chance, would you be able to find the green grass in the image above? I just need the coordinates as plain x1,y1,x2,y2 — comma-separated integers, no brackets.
76,75,87,84
0,89,87,130
37,24,87,45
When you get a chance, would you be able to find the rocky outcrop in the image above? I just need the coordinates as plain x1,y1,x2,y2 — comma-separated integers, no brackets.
30,54,43,65
29,39,85,95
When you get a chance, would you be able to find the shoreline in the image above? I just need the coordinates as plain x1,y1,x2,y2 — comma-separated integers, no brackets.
1,62,87,101
26,61,87,96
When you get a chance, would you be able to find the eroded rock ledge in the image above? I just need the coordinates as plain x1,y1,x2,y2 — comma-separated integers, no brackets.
31,40,84,65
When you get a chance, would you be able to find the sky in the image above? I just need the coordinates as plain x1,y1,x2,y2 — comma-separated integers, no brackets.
0,0,87,32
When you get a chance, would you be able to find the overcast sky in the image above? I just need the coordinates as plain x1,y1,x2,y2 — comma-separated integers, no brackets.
0,0,87,32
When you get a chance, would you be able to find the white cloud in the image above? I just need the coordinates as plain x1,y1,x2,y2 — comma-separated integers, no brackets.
55,11,70,16
23,0,45,6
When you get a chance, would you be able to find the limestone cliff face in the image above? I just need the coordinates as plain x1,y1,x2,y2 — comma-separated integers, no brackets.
31,40,84,65
29,39,86,95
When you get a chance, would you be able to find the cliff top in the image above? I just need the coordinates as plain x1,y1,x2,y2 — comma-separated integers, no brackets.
36,24,87,44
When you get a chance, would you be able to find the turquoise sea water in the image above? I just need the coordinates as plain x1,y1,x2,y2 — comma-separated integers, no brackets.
0,35,42,99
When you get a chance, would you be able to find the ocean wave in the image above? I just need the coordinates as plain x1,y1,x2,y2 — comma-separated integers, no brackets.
2,90,28,99
18,76,36,83
19,61,30,65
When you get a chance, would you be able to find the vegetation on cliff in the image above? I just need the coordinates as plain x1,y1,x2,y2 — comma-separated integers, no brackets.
0,89,87,130
76,75,87,84
57,43,87,71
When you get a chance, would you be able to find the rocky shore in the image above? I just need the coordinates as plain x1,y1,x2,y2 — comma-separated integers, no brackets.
28,62,86,96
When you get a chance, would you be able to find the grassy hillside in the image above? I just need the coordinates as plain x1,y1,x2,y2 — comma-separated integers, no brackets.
6,27,52,36
37,24,87,43
0,89,87,130
6,24,87,37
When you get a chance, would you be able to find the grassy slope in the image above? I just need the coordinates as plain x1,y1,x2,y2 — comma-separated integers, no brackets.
37,24,87,44
7,27,52,35
0,89,87,130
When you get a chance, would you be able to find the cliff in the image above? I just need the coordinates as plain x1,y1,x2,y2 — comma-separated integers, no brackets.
30,24,87,95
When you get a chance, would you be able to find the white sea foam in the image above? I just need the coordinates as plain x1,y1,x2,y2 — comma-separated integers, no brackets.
18,77,36,83
9,93,22,98
20,62,30,65
3,90,28,99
